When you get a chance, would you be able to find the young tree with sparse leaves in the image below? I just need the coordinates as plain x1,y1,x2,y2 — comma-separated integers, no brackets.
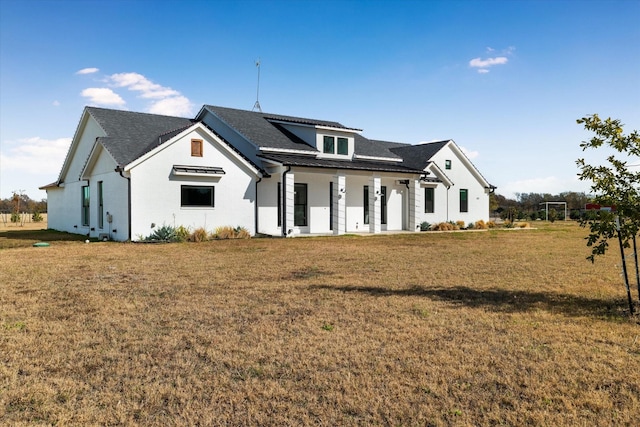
576,114,640,313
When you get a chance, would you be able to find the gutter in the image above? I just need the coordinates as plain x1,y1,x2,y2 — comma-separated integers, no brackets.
254,176,262,235
446,185,450,222
115,166,132,241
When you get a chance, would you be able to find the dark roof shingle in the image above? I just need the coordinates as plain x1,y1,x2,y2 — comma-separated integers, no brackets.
389,140,450,171
87,107,194,165
204,105,361,152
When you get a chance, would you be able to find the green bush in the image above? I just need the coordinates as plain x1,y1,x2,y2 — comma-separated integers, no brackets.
32,211,43,222
146,224,178,242
420,221,431,231
174,225,191,242
10,212,20,223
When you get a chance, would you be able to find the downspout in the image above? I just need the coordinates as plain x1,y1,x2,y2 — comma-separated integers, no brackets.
115,166,132,241
254,176,262,236
282,166,291,237
404,180,410,231
446,185,450,222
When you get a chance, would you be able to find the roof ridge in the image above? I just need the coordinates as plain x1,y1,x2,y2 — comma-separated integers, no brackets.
85,105,189,119
205,104,361,131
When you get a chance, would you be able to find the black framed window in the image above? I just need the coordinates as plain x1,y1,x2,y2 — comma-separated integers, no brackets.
294,183,307,226
329,181,333,230
323,136,335,154
81,185,90,226
277,182,282,227
363,185,369,225
425,187,434,213
460,189,468,213
445,160,451,170
381,186,387,225
337,137,348,155
181,185,214,207
98,181,104,229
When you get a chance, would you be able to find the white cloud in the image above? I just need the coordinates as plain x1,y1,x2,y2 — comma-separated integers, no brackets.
1,137,72,175
80,88,126,106
52,100,60,106
102,72,194,116
469,56,508,69
110,72,180,99
460,146,479,159
77,70,193,116
76,67,99,75
469,46,514,73
148,96,193,117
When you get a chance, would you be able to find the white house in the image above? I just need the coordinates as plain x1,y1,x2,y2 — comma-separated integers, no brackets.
42,105,494,241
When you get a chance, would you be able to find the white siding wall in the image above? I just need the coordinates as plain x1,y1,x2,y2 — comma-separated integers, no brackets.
418,143,490,225
87,147,129,240
128,128,257,240
45,185,78,233
256,173,282,236
45,116,108,237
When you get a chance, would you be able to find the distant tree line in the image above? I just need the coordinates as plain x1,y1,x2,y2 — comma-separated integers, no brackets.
0,192,47,215
491,191,592,221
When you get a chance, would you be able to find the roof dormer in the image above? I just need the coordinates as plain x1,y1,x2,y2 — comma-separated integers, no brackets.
316,132,354,159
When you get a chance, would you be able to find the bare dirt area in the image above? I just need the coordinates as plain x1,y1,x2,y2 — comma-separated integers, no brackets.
1,222,639,425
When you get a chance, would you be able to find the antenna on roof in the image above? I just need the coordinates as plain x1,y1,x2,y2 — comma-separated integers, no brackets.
252,59,262,112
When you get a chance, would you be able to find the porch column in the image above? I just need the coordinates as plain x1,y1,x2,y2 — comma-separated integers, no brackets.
333,174,346,235
284,171,295,235
409,178,422,232
369,175,381,234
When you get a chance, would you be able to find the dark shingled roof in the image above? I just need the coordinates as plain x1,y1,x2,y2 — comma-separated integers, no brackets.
259,153,424,174
204,105,361,152
87,107,194,166
81,106,458,180
389,140,450,171
353,134,405,160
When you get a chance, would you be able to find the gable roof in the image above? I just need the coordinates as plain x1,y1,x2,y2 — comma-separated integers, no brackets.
87,107,194,166
388,140,450,170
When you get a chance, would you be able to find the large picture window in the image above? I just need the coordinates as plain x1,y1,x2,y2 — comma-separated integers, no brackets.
81,185,90,226
181,185,214,207
294,183,307,226
425,187,434,213
460,189,468,213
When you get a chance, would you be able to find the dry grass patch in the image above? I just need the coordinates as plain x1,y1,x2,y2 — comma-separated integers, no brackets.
1,223,639,425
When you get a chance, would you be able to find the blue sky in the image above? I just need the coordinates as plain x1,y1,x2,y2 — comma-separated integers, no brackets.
1,0,639,201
